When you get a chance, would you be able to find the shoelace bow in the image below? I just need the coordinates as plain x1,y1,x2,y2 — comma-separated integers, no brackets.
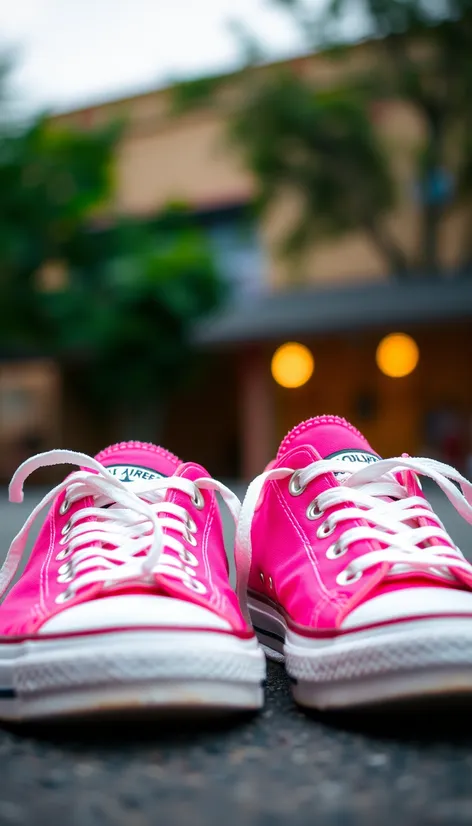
236,456,472,618
2,450,241,603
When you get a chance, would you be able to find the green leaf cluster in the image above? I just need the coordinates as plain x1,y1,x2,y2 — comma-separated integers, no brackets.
0,67,222,406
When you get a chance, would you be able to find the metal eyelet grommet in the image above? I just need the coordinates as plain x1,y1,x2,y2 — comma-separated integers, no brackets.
268,576,274,590
180,549,198,567
259,572,265,584
336,568,362,586
56,546,73,561
191,489,205,510
55,588,74,604
186,531,198,547
61,519,72,536
59,498,71,516
288,471,306,497
185,514,197,534
317,520,335,539
306,499,323,520
326,542,346,560
185,579,207,594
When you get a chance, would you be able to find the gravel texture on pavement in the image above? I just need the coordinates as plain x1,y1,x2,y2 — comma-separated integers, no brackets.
0,664,472,826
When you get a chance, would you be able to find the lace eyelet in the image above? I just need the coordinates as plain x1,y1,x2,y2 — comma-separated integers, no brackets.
56,546,73,561
336,568,362,586
268,576,274,590
57,561,72,576
59,498,71,516
55,588,74,603
288,471,306,497
180,549,198,567
185,579,206,594
317,520,335,539
191,489,205,510
326,542,346,560
184,566,197,577
185,514,197,534
58,535,70,546
185,531,198,547
259,572,265,584
306,499,323,520
61,519,72,536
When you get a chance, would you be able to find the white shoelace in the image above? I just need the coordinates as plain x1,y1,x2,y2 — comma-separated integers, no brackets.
236,456,472,619
2,449,241,604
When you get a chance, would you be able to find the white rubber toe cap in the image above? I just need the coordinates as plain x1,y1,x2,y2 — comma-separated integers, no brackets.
342,587,472,630
40,595,231,634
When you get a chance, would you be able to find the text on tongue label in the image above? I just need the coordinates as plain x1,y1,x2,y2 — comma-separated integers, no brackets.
326,449,380,465
106,464,165,483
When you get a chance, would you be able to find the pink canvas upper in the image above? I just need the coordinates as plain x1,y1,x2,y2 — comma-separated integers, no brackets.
0,442,250,638
246,415,472,633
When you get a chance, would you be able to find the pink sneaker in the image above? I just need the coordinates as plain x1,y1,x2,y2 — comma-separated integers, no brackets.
0,442,265,720
237,415,472,709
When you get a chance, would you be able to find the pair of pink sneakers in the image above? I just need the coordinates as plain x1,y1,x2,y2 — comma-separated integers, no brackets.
1,414,472,720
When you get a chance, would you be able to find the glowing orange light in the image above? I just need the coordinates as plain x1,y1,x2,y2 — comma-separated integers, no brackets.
271,342,314,389
376,333,419,378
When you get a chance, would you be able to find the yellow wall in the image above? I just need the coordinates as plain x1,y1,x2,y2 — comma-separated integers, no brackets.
52,47,471,291
115,112,253,214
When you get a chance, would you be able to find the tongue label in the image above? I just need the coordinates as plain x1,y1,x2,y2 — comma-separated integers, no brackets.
326,449,380,467
106,464,166,484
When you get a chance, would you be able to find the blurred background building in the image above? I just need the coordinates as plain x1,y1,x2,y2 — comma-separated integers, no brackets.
1,2,472,480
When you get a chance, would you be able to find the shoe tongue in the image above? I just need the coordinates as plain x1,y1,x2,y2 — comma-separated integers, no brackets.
94,441,181,485
277,415,380,468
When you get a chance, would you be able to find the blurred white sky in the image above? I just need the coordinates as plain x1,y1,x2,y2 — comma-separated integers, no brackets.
0,0,314,113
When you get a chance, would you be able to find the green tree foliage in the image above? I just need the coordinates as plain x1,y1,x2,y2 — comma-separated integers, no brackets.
0,117,119,346
320,0,472,272
174,0,472,277
0,64,222,416
230,72,405,273
40,211,222,408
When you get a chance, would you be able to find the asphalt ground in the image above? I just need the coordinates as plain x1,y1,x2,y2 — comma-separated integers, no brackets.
0,482,470,826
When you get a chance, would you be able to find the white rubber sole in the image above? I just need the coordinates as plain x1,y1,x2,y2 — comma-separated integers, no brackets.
249,595,472,709
0,629,266,721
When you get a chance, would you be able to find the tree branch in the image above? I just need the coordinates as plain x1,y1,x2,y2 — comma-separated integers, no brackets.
364,217,411,278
